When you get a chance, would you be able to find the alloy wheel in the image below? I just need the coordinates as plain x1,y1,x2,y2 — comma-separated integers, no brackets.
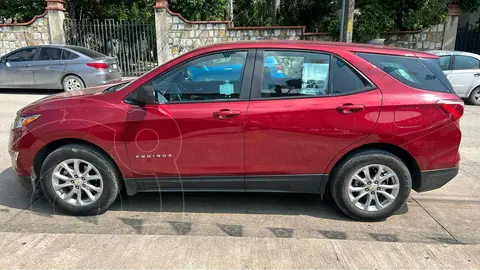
51,158,103,206
347,164,400,212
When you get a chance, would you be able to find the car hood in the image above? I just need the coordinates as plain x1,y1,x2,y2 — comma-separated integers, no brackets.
18,80,133,115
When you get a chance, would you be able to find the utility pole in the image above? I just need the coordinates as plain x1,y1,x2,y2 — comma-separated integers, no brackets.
227,0,234,22
273,0,281,25
339,0,354,42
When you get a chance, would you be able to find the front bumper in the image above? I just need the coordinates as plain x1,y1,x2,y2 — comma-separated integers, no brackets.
415,167,459,192
13,167,37,192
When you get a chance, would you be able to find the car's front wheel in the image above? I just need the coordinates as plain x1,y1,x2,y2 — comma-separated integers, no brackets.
330,150,412,221
39,144,120,216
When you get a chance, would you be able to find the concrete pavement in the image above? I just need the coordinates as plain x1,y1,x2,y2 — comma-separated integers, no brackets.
0,90,479,268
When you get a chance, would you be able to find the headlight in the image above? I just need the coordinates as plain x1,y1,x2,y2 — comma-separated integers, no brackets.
13,114,40,129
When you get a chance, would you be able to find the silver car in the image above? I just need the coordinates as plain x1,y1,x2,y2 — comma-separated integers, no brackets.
0,45,122,91
429,50,480,105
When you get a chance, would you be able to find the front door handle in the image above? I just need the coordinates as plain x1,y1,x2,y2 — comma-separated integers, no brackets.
336,103,365,114
57,61,66,65
24,64,32,67
474,73,480,77
213,109,241,119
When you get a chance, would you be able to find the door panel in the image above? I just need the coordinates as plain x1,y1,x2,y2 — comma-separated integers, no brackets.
33,48,66,87
123,49,255,189
448,70,479,96
244,90,382,176
0,47,37,88
124,101,248,178
245,49,382,181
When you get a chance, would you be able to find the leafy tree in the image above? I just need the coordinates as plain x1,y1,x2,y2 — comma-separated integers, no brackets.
0,0,45,23
169,0,227,21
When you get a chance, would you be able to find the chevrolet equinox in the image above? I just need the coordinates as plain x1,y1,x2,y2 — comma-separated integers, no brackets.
9,41,463,221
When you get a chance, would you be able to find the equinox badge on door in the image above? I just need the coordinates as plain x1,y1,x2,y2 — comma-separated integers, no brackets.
135,154,173,159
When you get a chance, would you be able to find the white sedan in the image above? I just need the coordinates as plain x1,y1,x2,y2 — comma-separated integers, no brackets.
429,50,480,105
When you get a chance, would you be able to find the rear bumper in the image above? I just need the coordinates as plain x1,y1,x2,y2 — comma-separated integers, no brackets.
415,167,459,192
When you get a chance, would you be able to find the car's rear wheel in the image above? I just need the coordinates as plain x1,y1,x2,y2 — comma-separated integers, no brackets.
330,150,411,221
39,144,120,216
468,87,480,105
62,75,85,92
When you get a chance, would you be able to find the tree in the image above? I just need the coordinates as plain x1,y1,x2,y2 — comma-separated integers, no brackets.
0,0,45,23
169,0,227,21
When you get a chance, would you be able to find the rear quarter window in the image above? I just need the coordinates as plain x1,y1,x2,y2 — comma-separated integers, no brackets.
356,53,453,93
68,46,105,59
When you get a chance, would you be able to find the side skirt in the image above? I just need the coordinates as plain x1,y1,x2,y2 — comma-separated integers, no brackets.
123,174,329,196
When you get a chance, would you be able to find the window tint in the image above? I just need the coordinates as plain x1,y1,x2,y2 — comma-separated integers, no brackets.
39,48,62,61
131,51,248,103
454,55,480,70
68,46,105,59
439,55,451,70
62,50,79,60
260,51,330,98
357,53,453,93
6,48,37,62
331,56,371,95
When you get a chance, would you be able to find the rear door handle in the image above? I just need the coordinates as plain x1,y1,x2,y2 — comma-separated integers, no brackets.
57,61,66,65
336,103,365,114
213,109,241,119
24,64,32,67
474,73,480,77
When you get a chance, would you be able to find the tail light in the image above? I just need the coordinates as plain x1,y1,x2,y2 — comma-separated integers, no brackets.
86,63,108,69
437,99,464,121
275,64,285,73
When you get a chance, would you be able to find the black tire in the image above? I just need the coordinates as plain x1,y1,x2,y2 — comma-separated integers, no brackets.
468,87,480,106
330,150,412,221
39,144,120,216
62,75,85,92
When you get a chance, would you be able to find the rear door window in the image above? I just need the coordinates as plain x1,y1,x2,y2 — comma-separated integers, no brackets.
39,48,62,61
357,53,453,93
61,50,79,60
453,55,480,70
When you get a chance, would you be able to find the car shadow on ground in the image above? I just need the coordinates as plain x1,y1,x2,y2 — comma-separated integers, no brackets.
0,167,408,222
0,89,61,95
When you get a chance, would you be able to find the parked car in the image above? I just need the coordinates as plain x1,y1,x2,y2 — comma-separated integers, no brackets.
429,50,480,105
9,41,463,221
0,45,122,91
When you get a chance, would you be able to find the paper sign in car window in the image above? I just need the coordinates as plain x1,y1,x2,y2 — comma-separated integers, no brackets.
301,63,329,95
220,82,234,95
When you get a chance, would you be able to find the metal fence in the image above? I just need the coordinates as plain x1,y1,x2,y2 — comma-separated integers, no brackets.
455,23,480,54
64,19,158,77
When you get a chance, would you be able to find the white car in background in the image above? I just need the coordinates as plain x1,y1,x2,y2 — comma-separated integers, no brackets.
429,50,480,105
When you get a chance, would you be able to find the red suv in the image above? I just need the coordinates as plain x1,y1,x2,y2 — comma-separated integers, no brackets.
9,41,463,220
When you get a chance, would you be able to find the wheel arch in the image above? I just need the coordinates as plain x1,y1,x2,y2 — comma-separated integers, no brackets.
33,138,123,187
327,143,421,191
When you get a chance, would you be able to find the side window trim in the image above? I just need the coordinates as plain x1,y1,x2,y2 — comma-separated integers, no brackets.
125,49,255,105
250,49,376,100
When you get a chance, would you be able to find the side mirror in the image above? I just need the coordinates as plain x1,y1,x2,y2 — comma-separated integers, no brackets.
132,85,156,105
0,57,5,63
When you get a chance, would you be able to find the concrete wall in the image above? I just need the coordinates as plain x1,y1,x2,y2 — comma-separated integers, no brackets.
0,13,50,56
381,23,446,51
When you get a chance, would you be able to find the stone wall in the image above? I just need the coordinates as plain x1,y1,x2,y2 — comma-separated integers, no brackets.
381,23,445,51
0,12,50,57
158,8,309,61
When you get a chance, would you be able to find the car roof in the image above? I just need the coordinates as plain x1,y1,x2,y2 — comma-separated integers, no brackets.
429,50,480,58
191,40,438,58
